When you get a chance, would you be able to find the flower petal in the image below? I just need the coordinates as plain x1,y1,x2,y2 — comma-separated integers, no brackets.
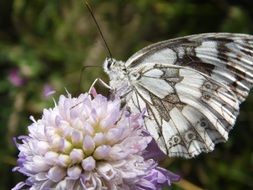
47,166,66,182
67,166,82,180
82,156,96,171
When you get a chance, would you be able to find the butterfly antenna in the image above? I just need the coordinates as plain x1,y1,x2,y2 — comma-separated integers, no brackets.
85,1,113,59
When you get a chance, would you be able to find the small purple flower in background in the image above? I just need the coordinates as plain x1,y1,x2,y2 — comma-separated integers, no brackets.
13,92,179,189
43,84,56,98
8,68,25,87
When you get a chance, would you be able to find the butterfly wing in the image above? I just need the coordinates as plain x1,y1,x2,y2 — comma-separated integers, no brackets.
124,33,253,158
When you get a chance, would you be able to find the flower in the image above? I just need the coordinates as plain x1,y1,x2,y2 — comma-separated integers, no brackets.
8,68,25,87
136,167,180,190
43,84,56,98
13,92,179,189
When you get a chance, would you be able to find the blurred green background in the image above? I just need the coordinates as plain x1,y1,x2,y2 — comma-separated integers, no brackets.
1,0,253,189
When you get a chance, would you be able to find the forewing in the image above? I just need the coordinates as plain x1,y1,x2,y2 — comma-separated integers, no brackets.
126,33,253,103
121,33,253,158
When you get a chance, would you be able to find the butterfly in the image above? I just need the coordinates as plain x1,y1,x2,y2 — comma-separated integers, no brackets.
102,33,253,158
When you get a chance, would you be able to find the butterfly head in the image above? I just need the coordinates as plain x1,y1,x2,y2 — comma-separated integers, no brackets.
103,57,129,93
103,57,127,75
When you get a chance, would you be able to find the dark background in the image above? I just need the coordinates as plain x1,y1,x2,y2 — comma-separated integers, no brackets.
1,0,253,189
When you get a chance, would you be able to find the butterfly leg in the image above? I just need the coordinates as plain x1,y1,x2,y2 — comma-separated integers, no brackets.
70,78,112,110
88,78,112,93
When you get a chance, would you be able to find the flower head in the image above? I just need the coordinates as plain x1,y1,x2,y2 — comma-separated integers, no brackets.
13,92,179,189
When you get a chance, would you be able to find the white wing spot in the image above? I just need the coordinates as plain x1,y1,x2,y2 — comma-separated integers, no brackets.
143,48,177,65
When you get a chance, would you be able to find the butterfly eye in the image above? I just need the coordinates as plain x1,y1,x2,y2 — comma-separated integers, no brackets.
106,58,115,70
107,60,113,68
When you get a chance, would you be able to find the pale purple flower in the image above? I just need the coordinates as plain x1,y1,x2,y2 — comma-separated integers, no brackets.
8,68,25,87
43,84,56,98
13,92,179,189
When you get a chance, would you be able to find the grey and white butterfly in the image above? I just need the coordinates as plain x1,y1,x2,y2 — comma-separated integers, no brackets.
102,33,253,158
